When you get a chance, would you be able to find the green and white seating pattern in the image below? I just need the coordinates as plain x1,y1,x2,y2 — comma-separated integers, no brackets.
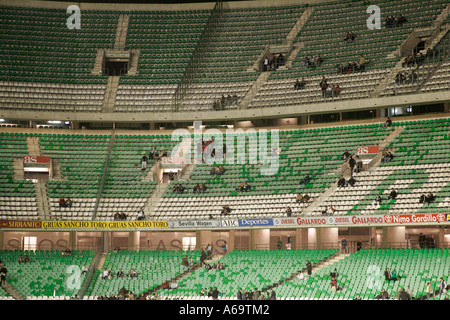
0,249,94,298
86,249,201,297
276,248,450,300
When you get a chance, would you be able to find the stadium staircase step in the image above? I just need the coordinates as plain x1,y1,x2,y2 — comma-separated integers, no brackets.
1,281,25,300
12,157,24,180
285,6,314,45
26,137,41,157
180,163,196,181
238,71,270,109
50,158,67,181
91,49,105,75
34,179,49,220
127,49,141,76
102,76,120,113
114,14,130,50
371,57,407,98
142,182,170,217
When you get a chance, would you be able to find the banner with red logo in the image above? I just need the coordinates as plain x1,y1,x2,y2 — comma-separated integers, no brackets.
356,146,380,155
23,156,50,164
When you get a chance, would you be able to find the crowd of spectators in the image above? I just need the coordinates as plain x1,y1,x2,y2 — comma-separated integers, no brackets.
213,94,239,110
319,77,341,98
385,15,407,28
337,55,367,74
113,212,127,221
59,197,73,209
419,193,435,205
304,55,323,68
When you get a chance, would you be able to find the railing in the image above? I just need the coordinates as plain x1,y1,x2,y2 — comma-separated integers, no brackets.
171,0,224,112
92,131,115,220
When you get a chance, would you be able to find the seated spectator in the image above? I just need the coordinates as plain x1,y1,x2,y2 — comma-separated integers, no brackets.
294,78,304,90
300,174,311,185
355,156,363,173
285,206,292,217
220,206,231,216
24,255,30,263
236,182,251,192
419,194,426,204
200,183,207,194
332,84,341,97
137,209,145,221
391,268,398,282
65,198,72,208
321,206,328,216
331,277,338,291
383,117,392,127
304,56,311,68
59,197,66,208
357,55,366,72
337,176,346,187
296,193,304,204
114,212,120,220
18,255,24,264
119,212,127,221
162,280,169,289
210,166,218,176
193,183,201,194
116,269,124,278
389,189,398,200
348,176,356,187
218,165,225,175
324,206,335,216
425,193,435,205
395,72,406,84
101,268,109,280
82,265,88,275
376,195,382,205
325,85,333,98
320,76,328,97
129,269,137,278
302,194,311,203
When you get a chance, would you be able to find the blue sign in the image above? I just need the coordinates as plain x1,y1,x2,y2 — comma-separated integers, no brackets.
238,218,274,227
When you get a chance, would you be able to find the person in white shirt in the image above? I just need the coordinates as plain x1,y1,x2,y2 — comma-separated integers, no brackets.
81,264,88,275
137,209,145,221
102,269,109,280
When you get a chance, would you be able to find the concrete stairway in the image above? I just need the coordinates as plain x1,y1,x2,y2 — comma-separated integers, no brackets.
114,14,130,50
285,6,314,45
1,281,25,300
12,158,24,180
91,49,105,75
142,182,170,218
371,57,407,98
238,71,270,109
127,49,141,76
102,76,120,113
26,137,41,156
34,179,49,220
311,253,350,273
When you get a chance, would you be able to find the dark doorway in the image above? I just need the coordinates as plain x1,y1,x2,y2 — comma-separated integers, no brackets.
104,60,128,76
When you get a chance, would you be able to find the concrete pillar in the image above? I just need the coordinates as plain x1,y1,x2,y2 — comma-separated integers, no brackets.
370,227,377,247
72,121,80,130
251,229,270,250
438,228,445,248
127,231,140,250
69,231,77,251
320,227,339,250
444,102,449,114
383,226,405,248
0,231,4,250
308,228,317,250
296,228,308,250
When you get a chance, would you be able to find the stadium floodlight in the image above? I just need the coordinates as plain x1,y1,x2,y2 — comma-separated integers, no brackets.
48,120,62,124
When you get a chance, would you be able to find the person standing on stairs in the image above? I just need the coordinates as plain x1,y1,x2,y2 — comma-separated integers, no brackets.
141,154,148,171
